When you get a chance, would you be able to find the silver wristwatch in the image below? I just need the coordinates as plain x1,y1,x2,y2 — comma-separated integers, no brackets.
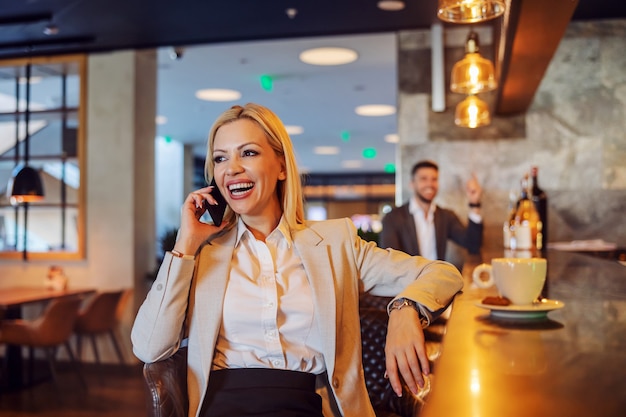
388,298,429,327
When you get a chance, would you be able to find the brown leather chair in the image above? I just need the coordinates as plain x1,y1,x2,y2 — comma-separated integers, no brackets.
143,294,438,417
0,295,85,387
74,290,128,364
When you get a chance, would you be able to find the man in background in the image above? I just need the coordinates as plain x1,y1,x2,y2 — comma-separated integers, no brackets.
380,160,483,269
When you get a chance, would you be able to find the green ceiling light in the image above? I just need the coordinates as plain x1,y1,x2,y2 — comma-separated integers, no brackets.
384,163,396,173
362,148,377,159
260,74,273,91
341,130,350,141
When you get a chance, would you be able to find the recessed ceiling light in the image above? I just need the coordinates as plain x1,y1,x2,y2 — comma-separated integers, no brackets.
285,125,304,135
385,133,399,143
314,146,340,155
155,115,168,125
377,1,406,11
195,88,241,101
355,104,396,116
341,160,363,169
299,47,358,66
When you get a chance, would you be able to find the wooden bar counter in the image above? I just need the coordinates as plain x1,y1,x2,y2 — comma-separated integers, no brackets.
422,249,626,417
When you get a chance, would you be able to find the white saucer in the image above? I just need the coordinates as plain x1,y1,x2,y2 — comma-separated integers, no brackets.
475,299,565,320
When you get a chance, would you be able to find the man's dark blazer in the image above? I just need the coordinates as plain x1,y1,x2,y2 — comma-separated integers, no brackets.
380,203,483,260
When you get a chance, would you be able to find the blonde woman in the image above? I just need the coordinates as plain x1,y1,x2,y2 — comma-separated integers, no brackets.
132,103,462,417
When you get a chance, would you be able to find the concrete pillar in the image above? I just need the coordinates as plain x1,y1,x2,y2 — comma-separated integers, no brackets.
86,50,157,361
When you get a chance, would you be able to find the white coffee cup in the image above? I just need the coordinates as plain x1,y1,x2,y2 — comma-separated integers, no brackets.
472,258,547,305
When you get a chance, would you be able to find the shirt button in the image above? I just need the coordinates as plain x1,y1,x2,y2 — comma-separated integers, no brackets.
273,360,282,367
156,284,163,291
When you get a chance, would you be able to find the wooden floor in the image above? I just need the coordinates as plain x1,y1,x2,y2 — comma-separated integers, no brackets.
0,361,147,417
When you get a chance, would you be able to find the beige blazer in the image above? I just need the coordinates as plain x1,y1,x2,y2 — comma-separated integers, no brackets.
132,218,463,417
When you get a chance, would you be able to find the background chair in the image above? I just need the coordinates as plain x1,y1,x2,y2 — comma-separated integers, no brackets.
74,290,128,364
142,293,441,417
0,295,85,387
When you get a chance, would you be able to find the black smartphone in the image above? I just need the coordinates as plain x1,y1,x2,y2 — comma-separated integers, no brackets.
203,178,227,226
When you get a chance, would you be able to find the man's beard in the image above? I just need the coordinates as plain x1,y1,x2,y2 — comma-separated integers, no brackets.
416,191,433,204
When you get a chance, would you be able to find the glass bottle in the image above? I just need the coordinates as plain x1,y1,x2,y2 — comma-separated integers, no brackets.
514,175,541,253
503,189,518,250
530,166,547,252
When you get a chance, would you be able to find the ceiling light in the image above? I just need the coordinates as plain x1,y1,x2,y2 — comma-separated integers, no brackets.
314,146,340,155
455,95,490,128
195,88,242,102
437,0,505,24
155,115,168,125
450,31,496,95
341,160,363,169
285,125,303,135
299,47,358,66
384,133,399,143
355,104,396,116
259,74,273,91
8,63,44,206
362,148,377,159
384,163,396,173
8,165,44,205
377,1,405,11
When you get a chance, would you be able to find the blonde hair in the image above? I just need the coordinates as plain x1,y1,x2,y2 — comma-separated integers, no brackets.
205,103,305,230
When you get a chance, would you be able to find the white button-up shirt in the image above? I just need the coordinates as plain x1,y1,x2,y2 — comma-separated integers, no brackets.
211,217,326,374
409,197,437,260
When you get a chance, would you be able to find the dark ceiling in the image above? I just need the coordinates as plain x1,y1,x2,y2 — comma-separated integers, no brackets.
1,1,624,174
0,0,624,60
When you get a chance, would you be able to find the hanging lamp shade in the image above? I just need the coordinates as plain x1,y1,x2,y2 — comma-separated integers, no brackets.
455,95,490,128
7,164,45,205
438,0,505,24
451,31,497,95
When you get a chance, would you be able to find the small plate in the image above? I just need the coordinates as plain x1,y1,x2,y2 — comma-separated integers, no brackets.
475,299,565,320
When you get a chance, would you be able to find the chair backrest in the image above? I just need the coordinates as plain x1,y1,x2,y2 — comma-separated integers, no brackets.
144,347,189,417
75,290,124,334
32,296,83,346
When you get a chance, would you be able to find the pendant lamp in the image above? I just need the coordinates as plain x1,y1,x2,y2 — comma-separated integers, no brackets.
438,0,505,24
455,95,490,128
8,164,44,205
7,62,45,206
450,31,497,95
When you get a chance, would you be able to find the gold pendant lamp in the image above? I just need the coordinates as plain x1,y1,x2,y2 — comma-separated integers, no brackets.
450,31,497,95
438,0,505,24
455,95,491,128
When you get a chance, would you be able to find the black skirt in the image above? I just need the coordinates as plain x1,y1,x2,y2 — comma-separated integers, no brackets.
200,368,324,417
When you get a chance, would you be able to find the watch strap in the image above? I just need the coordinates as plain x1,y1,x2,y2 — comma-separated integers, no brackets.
387,297,430,328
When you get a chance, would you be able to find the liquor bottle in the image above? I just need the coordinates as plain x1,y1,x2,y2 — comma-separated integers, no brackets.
514,175,541,253
503,189,518,250
530,166,548,252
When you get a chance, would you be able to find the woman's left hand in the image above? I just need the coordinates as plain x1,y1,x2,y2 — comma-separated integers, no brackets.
384,307,429,397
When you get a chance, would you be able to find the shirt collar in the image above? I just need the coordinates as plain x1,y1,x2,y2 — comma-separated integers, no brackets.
409,197,436,217
235,215,293,247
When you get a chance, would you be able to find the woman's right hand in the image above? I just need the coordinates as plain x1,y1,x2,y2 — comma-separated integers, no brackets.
172,186,229,256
